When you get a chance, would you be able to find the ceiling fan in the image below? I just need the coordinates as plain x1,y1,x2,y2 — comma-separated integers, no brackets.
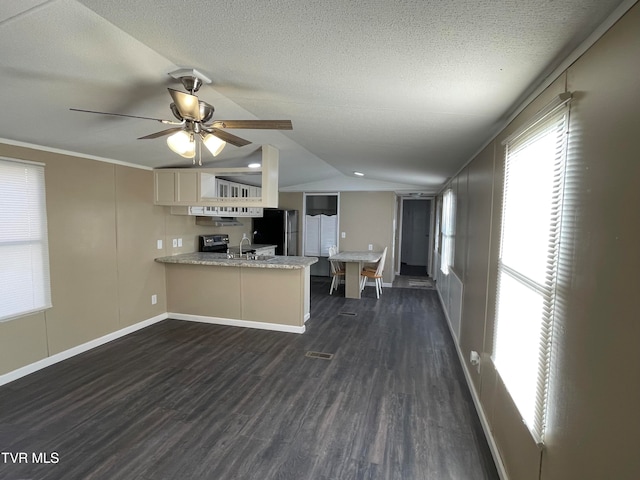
70,68,292,165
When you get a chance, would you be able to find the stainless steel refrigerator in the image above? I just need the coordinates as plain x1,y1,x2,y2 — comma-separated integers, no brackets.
252,209,298,256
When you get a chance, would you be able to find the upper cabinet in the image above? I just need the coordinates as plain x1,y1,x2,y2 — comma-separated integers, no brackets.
154,169,199,205
153,144,279,209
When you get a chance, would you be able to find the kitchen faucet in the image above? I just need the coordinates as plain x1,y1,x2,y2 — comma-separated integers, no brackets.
239,233,251,255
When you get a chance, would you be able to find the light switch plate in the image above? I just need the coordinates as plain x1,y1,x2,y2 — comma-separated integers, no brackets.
157,239,163,249
178,238,183,247
368,244,373,250
341,232,346,239
172,239,178,248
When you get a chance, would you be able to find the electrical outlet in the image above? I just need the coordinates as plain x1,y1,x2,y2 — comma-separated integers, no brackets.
341,232,346,239
177,238,183,247
470,351,481,373
157,239,163,249
172,238,178,248
151,294,157,305
368,244,373,250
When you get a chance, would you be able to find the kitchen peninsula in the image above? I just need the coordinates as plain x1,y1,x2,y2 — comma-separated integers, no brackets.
156,253,318,333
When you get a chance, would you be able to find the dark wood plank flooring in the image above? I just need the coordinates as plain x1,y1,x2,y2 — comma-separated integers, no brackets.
0,278,498,480
399,263,428,276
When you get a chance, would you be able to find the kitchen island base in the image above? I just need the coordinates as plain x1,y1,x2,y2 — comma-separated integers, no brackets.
163,262,312,333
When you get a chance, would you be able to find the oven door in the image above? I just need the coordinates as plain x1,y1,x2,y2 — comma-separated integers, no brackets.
205,244,229,253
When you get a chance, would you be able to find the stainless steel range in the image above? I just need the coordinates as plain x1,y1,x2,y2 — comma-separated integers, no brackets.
198,234,229,253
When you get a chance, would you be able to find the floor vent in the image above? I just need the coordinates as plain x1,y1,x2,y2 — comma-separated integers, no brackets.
339,312,357,317
305,351,334,360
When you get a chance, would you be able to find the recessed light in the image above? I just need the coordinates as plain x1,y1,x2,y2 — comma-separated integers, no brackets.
248,163,261,168
353,171,364,176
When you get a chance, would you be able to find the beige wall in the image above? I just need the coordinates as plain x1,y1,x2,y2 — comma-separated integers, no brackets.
0,312,48,375
115,166,170,327
339,191,396,284
164,213,254,253
0,156,338,377
542,5,640,480
280,191,395,283
438,4,640,480
0,144,167,375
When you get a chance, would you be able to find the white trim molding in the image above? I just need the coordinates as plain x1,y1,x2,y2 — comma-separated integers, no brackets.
436,286,509,480
0,313,168,387
170,312,306,334
0,137,153,170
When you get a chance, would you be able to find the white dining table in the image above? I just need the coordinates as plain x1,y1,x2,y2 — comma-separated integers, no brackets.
328,251,383,299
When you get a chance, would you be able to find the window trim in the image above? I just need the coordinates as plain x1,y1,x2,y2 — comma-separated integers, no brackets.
0,157,52,322
492,93,572,444
440,188,455,275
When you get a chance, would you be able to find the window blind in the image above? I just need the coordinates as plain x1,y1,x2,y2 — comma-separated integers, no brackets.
440,188,455,274
0,158,52,322
493,95,571,444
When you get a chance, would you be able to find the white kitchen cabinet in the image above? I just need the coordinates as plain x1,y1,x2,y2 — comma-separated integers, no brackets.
217,179,230,214
228,182,240,215
239,184,251,216
153,144,279,208
154,170,199,205
249,186,263,217
213,179,261,217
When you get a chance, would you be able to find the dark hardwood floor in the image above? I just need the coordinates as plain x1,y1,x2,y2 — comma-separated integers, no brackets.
399,263,428,276
0,278,498,480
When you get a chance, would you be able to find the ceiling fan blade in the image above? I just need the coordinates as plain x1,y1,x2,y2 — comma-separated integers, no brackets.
211,119,293,130
168,88,201,121
209,128,252,147
138,127,184,140
70,108,169,123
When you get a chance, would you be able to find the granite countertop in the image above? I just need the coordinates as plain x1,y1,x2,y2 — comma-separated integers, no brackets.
155,252,318,270
329,251,383,262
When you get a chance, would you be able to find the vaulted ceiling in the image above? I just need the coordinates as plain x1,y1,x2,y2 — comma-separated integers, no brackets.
0,0,630,192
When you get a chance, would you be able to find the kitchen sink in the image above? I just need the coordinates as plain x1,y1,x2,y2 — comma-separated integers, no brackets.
250,255,276,261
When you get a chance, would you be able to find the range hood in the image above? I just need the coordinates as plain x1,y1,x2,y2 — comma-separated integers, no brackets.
195,216,244,227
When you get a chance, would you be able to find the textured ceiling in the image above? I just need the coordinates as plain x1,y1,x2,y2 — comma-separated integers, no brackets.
0,0,631,192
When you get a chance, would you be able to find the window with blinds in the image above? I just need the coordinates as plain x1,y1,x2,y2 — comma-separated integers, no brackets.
440,188,455,274
493,93,571,444
0,158,52,322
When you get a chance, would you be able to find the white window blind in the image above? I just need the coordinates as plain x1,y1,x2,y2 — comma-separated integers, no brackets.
440,188,455,274
493,94,571,443
0,158,52,322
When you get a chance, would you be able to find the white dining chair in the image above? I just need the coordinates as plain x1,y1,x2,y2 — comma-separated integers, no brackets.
328,245,345,295
360,247,387,299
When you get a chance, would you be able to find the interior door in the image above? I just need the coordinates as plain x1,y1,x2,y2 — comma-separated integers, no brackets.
400,199,431,274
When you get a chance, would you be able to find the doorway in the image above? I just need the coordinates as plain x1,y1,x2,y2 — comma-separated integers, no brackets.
303,193,339,277
398,198,432,276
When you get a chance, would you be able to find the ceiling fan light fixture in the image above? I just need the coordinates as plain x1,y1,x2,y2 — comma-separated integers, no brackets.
202,133,226,156
167,130,195,158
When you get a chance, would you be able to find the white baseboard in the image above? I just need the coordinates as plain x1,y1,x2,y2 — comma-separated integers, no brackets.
304,313,311,322
435,286,509,480
0,313,168,387
169,312,306,334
